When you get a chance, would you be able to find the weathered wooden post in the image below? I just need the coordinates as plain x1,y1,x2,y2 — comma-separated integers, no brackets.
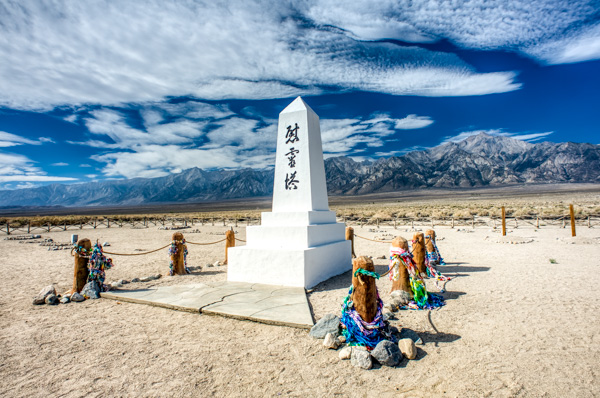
68,238,91,294
390,237,412,296
47,223,51,232
588,215,591,228
345,226,356,258
93,218,97,229
170,232,188,275
451,217,455,229
570,204,576,237
27,221,31,234
6,222,10,235
515,218,518,229
493,217,497,229
411,220,414,229
501,206,506,236
376,218,379,228
224,228,235,265
212,217,214,226
107,219,110,228
393,218,397,229
472,216,475,229
412,232,426,275
63,221,67,231
536,217,539,228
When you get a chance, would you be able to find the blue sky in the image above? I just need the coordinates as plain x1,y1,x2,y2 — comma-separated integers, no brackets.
0,0,599,190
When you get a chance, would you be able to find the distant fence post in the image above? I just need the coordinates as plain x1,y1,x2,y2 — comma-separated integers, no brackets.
472,216,475,229
345,227,356,258
588,216,591,228
501,206,506,236
27,221,31,234
6,222,10,235
451,217,454,229
570,204,576,237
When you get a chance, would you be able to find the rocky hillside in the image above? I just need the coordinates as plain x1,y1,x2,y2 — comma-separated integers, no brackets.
0,133,598,207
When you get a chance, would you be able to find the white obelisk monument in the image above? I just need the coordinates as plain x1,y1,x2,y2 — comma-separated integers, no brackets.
227,97,351,288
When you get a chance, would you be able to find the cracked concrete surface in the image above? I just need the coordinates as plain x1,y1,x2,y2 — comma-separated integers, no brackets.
101,281,314,329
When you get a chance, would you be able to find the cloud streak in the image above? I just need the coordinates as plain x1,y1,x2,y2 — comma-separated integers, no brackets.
0,0,524,111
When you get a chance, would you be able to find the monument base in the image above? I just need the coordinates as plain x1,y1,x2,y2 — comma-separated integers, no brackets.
227,240,351,289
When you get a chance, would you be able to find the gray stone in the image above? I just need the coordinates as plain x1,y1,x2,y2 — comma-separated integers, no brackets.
390,290,412,306
337,335,346,344
71,292,85,302
371,340,402,367
383,303,394,312
131,278,141,283
60,296,70,304
81,281,100,299
309,314,340,339
45,294,59,305
323,332,340,349
382,311,396,321
350,349,372,370
399,328,424,345
119,279,129,284
398,338,417,360
338,346,352,360
33,285,56,305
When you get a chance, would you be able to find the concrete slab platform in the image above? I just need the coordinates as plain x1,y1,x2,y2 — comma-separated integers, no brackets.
101,281,314,329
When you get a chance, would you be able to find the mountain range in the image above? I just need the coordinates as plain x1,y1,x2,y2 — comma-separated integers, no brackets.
0,133,598,208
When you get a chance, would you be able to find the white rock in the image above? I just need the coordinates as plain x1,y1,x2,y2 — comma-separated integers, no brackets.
213,261,221,267
323,332,340,349
398,338,417,360
338,346,352,360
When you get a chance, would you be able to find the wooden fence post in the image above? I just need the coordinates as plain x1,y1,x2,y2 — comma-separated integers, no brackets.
47,223,51,232
570,204,576,237
27,221,31,234
493,217,496,229
345,227,356,258
6,222,10,235
451,217,454,229
224,228,235,265
536,217,539,228
107,219,110,228
472,216,475,229
501,206,506,236
393,218,397,229
515,218,518,229
588,215,591,228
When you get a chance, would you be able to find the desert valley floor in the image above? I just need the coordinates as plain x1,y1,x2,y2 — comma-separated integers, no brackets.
1,222,599,397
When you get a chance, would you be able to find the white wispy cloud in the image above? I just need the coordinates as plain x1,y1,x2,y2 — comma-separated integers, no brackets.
394,114,434,129
51,162,69,166
0,0,523,111
305,0,600,64
443,129,553,143
0,152,78,183
0,131,53,147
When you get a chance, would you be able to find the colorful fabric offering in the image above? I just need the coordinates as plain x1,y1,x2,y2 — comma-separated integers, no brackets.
340,286,394,349
389,247,445,310
168,239,190,276
87,243,113,291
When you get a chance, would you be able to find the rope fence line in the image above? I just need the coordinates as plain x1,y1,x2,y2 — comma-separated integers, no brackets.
103,244,171,256
186,238,227,246
354,234,392,243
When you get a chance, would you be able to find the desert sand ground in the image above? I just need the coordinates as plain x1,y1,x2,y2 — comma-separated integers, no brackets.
1,220,599,397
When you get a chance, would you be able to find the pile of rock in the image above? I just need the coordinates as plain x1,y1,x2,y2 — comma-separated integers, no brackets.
32,285,84,305
310,313,422,370
4,234,42,241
